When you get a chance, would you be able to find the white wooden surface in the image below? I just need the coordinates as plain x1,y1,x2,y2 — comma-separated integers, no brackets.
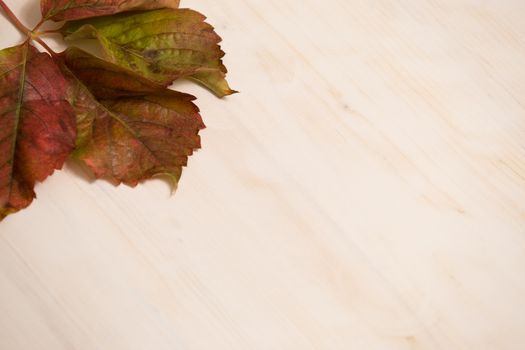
1,0,525,349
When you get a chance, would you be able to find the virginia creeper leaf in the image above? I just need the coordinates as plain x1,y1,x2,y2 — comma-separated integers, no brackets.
61,9,235,97
0,43,76,220
63,47,176,99
0,0,234,220
60,48,205,187
42,0,180,21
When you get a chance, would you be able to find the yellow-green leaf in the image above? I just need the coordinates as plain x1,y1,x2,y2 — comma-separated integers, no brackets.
62,9,235,97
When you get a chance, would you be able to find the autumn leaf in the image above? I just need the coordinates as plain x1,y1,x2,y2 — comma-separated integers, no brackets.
63,46,177,99
76,95,205,187
61,48,205,187
41,0,180,21
61,8,236,97
0,43,76,219
0,0,234,220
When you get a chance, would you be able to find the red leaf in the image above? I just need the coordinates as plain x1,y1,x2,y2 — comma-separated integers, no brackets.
41,0,180,21
0,43,77,220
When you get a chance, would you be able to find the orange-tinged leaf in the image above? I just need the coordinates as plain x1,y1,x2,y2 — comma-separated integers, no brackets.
78,95,204,187
63,47,173,99
41,0,180,21
0,43,76,220
61,48,205,187
62,9,236,97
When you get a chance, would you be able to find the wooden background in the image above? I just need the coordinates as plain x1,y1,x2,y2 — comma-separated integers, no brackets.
1,0,525,349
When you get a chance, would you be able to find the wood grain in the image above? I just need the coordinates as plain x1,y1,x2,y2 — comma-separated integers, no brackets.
1,0,524,349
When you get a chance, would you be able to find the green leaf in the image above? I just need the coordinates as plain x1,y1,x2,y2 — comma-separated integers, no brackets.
41,0,180,21
62,9,236,97
0,43,77,220
61,48,205,187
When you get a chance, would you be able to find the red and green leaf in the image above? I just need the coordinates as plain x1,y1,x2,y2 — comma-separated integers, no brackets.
42,0,180,21
0,43,76,219
61,9,236,97
61,48,205,187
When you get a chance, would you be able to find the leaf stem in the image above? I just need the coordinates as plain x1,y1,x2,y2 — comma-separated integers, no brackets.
32,18,45,33
33,37,58,58
0,1,57,57
0,0,30,35
35,29,61,36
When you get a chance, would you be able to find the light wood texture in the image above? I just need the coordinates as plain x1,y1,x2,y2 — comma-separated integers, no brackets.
1,0,525,349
